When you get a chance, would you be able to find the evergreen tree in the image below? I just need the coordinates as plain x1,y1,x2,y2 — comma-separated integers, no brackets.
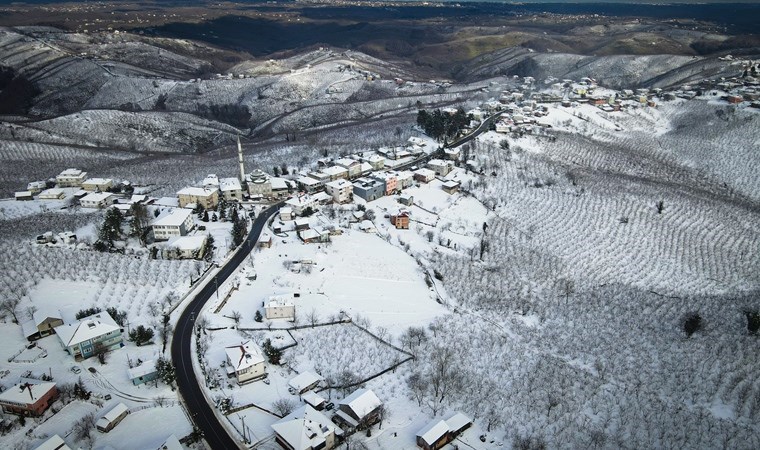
262,338,282,365
202,210,209,222
203,234,215,262
218,198,228,221
98,208,123,248
128,325,154,346
231,215,247,249
129,203,150,245
156,356,176,390
254,310,263,322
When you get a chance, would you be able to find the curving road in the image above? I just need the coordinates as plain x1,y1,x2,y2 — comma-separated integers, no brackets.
171,202,282,450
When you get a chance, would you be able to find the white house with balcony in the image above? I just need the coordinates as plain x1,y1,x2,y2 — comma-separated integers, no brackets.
54,312,123,361
56,169,87,187
225,340,266,384
220,177,243,202
265,295,296,320
152,208,195,240
81,178,114,192
79,192,116,209
325,179,353,204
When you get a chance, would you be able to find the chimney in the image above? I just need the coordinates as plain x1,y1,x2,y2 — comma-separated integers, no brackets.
237,135,246,183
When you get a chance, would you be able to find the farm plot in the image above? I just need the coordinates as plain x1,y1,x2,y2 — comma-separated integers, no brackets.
287,323,408,384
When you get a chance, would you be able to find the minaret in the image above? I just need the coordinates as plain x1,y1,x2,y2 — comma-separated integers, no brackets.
237,135,246,183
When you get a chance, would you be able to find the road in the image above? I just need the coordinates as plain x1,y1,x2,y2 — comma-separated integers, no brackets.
445,111,504,149
171,202,282,450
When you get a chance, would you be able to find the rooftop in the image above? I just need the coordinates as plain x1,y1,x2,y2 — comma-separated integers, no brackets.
152,208,192,227
55,312,120,347
177,187,217,197
0,381,57,405
288,371,323,392
225,340,265,371
220,177,242,192
127,360,157,380
271,405,340,450
338,388,382,419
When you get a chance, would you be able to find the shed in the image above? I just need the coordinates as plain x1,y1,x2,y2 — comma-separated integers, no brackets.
416,419,450,450
96,402,129,432
288,371,323,394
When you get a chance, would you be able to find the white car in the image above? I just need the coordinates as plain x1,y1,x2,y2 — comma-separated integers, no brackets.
71,366,81,374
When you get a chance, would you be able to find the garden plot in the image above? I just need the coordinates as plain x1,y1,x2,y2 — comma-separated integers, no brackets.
218,229,448,335
31,401,98,441
92,404,192,449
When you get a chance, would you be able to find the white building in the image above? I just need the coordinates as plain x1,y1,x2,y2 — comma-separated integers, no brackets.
427,159,454,176
79,192,116,209
322,165,348,181
334,388,383,429
55,312,123,360
33,434,73,450
225,340,266,384
279,207,293,221
272,405,342,450
296,176,323,194
56,169,87,187
270,177,291,198
413,168,436,183
366,154,385,170
285,194,321,216
202,174,220,189
265,295,296,320
95,402,129,432
247,169,272,198
288,371,323,394
163,235,207,260
81,178,114,192
220,177,243,202
152,208,195,240
334,158,361,178
325,179,353,204
38,188,66,200
14,191,33,201
26,181,46,195
177,187,219,209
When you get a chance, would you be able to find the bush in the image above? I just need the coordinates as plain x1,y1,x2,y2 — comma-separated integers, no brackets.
745,310,760,335
129,325,155,346
76,307,102,320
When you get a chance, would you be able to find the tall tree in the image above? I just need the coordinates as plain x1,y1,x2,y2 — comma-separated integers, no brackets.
129,203,150,246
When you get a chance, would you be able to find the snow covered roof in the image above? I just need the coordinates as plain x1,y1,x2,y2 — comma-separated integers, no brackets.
127,360,157,380
445,412,472,433
0,381,56,405
326,179,352,189
335,158,359,167
220,177,242,192
155,197,179,207
202,174,220,186
323,166,348,176
359,220,375,231
225,340,265,372
267,295,295,308
38,188,65,198
313,192,331,202
166,235,206,251
58,168,85,177
80,192,114,203
33,434,72,450
338,388,382,419
367,154,384,162
302,391,326,408
55,312,120,347
294,218,310,226
300,229,320,240
416,419,449,446
177,187,217,197
360,162,373,173
288,371,323,392
15,191,33,198
414,168,436,177
152,208,192,227
271,177,290,191
157,434,183,450
271,405,340,450
96,403,128,428
258,233,272,243
442,180,460,188
82,178,113,186
297,176,321,186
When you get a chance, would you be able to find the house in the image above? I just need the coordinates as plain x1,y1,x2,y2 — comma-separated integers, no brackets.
367,154,385,170
96,403,129,432
427,159,453,176
81,178,114,192
38,188,65,200
325,179,353,204
80,192,116,209
225,340,266,384
398,193,414,206
56,169,87,187
335,158,361,179
295,218,310,231
395,171,414,189
280,207,293,221
271,177,291,199
156,435,183,450
307,171,331,186
152,208,195,240
286,194,320,216
15,191,34,201
359,162,373,176
416,419,449,450
163,235,207,260
177,187,219,210
443,147,461,161
220,177,243,202
413,168,436,183
390,211,410,229
322,165,349,181
302,391,326,410
0,381,58,417
727,95,743,104
288,371,323,394
352,177,385,202
265,295,296,320
442,180,460,195
299,227,329,244
334,388,383,430
26,181,46,195
33,434,72,450
296,176,323,194
127,360,158,386
258,233,273,248
54,312,124,360
271,405,342,450
21,308,64,341
247,169,273,198
415,412,472,450
372,172,397,196
359,220,376,233
202,174,219,189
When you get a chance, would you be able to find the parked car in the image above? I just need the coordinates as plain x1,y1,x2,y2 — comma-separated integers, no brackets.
325,402,335,410
71,366,81,374
88,367,97,374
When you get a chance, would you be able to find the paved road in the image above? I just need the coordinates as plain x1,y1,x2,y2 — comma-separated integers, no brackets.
171,203,282,450
445,111,504,149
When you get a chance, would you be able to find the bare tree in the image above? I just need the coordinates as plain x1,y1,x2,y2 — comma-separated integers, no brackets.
307,308,320,328
73,412,97,441
0,294,22,324
272,398,297,417
230,310,242,325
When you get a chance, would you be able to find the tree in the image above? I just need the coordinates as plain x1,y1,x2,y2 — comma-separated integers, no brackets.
230,310,242,325
307,308,320,327
98,207,124,248
262,338,282,365
203,234,215,262
0,294,22,323
656,200,665,214
683,312,702,337
106,307,128,327
272,398,296,417
76,307,102,320
73,412,97,441
202,210,209,222
746,310,760,335
156,356,176,390
129,325,155,346
254,310,263,322
218,198,228,221
231,215,248,249
273,166,281,177
129,203,151,245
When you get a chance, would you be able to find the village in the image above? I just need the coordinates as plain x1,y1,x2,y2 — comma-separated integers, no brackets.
1,54,759,450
